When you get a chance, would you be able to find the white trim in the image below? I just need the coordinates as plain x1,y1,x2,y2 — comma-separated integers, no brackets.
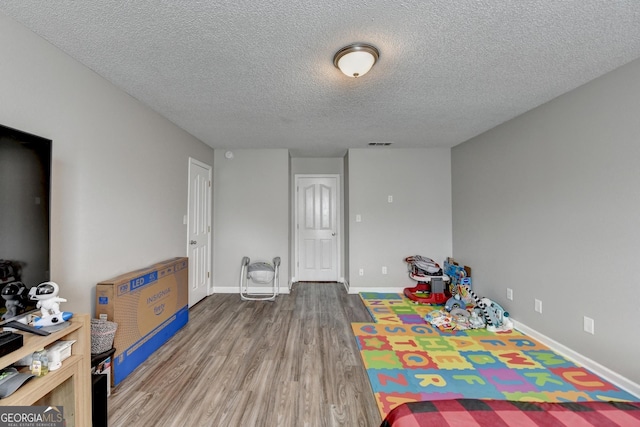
348,286,405,294
187,157,213,304
512,319,640,399
214,286,291,294
340,278,349,292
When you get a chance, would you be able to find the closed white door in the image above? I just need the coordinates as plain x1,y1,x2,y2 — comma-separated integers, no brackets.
296,175,339,281
187,158,212,307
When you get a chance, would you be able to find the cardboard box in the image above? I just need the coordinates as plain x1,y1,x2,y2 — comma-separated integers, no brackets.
95,257,188,385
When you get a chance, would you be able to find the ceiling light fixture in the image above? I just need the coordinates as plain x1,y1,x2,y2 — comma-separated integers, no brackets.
333,43,379,78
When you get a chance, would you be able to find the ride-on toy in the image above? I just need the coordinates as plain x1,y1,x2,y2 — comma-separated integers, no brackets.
403,256,451,304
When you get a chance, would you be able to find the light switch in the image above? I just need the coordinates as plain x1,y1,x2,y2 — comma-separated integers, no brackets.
356,214,362,222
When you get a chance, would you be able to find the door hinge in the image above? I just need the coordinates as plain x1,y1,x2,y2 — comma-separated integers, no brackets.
208,226,211,232
207,271,210,278
209,181,211,187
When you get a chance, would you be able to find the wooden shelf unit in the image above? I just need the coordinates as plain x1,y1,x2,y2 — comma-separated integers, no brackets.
0,313,91,427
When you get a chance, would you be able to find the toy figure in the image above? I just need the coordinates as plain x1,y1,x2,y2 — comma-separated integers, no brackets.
480,297,514,332
28,282,73,328
1,281,27,320
29,281,67,317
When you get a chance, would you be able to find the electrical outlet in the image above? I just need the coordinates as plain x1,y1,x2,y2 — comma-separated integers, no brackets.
506,288,513,301
535,299,543,314
583,316,595,334
382,266,387,275
359,268,364,276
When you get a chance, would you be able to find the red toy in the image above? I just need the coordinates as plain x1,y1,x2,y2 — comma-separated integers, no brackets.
403,256,451,304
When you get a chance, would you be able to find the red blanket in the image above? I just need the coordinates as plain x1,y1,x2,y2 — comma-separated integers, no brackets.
380,399,640,427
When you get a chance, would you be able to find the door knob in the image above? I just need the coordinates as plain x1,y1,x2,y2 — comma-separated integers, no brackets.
190,240,197,245
332,233,336,236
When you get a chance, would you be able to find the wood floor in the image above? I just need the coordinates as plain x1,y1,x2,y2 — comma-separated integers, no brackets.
108,283,381,427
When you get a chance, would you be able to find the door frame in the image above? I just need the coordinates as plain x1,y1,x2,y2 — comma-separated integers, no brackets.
187,157,212,305
293,174,341,282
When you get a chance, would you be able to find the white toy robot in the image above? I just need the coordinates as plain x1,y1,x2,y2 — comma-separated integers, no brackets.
29,281,67,317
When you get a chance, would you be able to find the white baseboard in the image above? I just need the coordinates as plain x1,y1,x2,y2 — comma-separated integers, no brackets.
340,278,349,292
512,319,640,399
212,286,290,295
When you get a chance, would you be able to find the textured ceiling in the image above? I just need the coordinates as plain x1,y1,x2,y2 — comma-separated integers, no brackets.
2,1,640,157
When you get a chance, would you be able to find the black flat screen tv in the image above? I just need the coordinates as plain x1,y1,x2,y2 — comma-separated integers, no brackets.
0,124,51,325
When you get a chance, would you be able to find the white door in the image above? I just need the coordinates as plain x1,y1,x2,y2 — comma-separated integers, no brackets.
295,175,340,281
187,158,212,307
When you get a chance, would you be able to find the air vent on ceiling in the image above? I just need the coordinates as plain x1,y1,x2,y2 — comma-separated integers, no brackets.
368,142,393,147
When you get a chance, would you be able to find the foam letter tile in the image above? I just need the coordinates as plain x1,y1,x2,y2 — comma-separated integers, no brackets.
409,324,438,335
462,351,504,368
369,370,411,393
397,351,437,369
361,350,403,369
414,373,447,388
526,350,574,368
495,351,541,369
358,335,392,351
415,336,455,352
478,368,538,393
448,337,485,351
397,314,426,324
508,337,548,350
431,351,474,370
552,367,618,392
387,336,421,351
351,323,379,336
376,392,424,419
521,370,573,390
380,325,411,336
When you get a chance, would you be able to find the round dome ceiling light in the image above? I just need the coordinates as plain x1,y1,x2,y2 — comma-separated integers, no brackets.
333,43,380,78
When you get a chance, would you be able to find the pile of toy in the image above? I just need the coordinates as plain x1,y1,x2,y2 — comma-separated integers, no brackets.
424,283,513,332
403,257,513,332
424,308,485,331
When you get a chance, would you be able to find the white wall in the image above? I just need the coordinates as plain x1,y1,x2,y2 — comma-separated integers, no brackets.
290,157,343,175
347,148,452,291
452,57,640,384
213,149,290,292
0,12,215,315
